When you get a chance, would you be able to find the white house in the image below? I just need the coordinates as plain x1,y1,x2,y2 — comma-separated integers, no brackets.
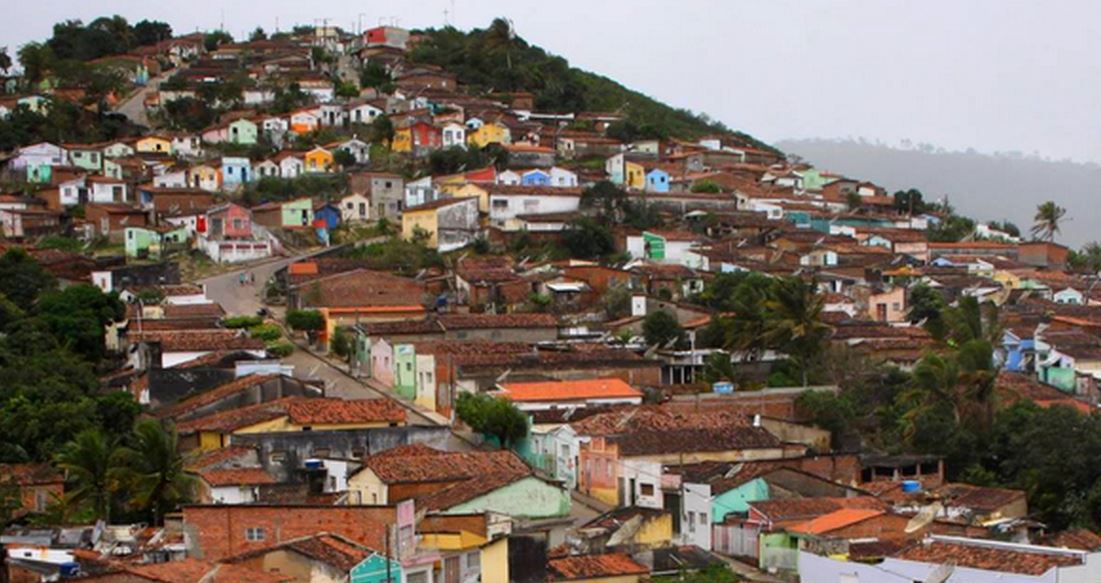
626,230,706,268
11,142,66,170
404,176,437,208
88,176,129,203
497,170,522,185
153,169,190,188
331,138,370,164
103,141,135,158
440,122,467,149
486,186,582,230
171,134,202,158
56,175,87,207
253,159,280,179
347,101,384,125
276,152,305,178
290,109,320,133
549,166,579,187
341,193,371,223
318,103,346,127
1054,287,1085,305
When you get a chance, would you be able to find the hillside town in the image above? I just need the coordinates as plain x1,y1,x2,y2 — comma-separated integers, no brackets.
3,15,1101,583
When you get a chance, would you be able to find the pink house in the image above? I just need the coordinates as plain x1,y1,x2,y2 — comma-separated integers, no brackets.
204,203,253,240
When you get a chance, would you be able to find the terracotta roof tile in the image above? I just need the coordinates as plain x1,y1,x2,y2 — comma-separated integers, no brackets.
499,378,642,403
286,398,406,425
0,463,63,486
199,468,277,486
176,397,300,434
787,508,885,535
1042,528,1101,551
130,329,266,352
548,553,648,581
291,269,426,309
223,533,374,571
156,374,280,419
894,538,1082,575
750,496,886,524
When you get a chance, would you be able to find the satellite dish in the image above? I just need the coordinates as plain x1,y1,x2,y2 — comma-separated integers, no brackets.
905,501,943,534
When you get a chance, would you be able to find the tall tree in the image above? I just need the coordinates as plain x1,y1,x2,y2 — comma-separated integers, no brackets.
763,278,829,386
133,20,173,46
0,248,56,311
17,43,55,85
0,47,11,75
1031,200,1067,242
54,429,120,522
112,420,195,525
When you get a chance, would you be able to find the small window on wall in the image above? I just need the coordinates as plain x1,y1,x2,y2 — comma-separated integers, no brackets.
640,483,655,496
245,527,266,541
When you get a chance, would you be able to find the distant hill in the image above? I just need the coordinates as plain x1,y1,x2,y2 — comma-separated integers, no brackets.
408,20,779,154
777,138,1100,248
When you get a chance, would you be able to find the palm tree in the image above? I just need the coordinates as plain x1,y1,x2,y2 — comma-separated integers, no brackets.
53,429,120,523
112,420,195,525
763,278,830,386
1031,201,1067,242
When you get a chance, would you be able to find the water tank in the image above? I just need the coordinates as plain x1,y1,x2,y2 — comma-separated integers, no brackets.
901,479,922,493
304,459,323,470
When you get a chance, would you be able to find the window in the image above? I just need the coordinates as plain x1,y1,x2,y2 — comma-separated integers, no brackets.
384,181,392,189
465,552,479,569
640,483,654,497
245,527,266,541
491,199,508,209
405,362,412,372
605,461,613,478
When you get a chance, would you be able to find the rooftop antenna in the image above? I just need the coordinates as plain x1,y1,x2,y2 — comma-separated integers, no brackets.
219,9,225,33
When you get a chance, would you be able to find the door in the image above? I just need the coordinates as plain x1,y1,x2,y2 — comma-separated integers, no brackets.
301,209,309,226
876,303,888,322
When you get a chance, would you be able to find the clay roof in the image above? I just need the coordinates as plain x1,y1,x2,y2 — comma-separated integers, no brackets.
486,184,583,197
894,538,1082,576
223,533,374,571
934,483,1026,513
787,508,885,535
363,445,530,485
292,269,426,309
176,397,300,433
570,406,751,437
404,197,474,212
118,558,292,582
498,378,642,403
285,398,406,425
199,467,277,486
611,426,781,457
437,312,557,330
1042,528,1101,551
130,329,266,353
160,302,226,319
0,463,63,486
188,446,257,472
750,496,886,524
548,553,649,581
995,372,1091,414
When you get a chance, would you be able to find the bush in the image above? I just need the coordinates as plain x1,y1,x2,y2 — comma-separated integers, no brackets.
286,309,324,331
222,315,262,329
330,326,353,357
455,392,528,448
249,323,283,342
266,341,295,357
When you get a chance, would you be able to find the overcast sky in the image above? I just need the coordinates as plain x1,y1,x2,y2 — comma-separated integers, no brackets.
6,1,1101,163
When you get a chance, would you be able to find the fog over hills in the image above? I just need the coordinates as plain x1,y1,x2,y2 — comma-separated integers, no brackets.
776,138,1101,249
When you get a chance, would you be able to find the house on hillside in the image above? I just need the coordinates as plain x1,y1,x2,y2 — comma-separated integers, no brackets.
401,196,480,252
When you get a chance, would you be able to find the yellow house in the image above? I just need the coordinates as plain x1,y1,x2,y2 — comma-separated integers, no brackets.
446,182,490,213
392,127,413,153
993,269,1024,289
624,160,646,190
402,203,440,247
304,147,334,173
136,135,172,155
188,164,219,191
467,122,511,148
180,397,407,451
418,514,510,583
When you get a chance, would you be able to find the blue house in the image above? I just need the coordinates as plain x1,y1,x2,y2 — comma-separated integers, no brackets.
521,169,551,186
313,201,343,231
1002,328,1035,372
645,168,671,193
220,156,252,188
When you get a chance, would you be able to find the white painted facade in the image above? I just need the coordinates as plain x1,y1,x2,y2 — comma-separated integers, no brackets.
488,193,580,229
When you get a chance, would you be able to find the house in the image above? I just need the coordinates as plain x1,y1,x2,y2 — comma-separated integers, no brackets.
304,147,334,173
171,134,203,157
401,196,481,251
646,167,672,193
329,137,370,164
182,504,401,562
349,172,405,219
290,109,321,133
189,163,220,192
347,100,384,125
219,156,253,188
87,175,129,203
626,230,706,268
135,135,172,155
138,186,214,216
220,533,399,583
253,159,280,179
340,193,371,222
363,25,410,49
199,203,273,263
288,269,427,339
0,463,64,517
205,203,254,240
0,208,63,239
63,142,105,172
440,122,467,148
576,506,675,552
85,203,149,240
347,445,570,522
467,122,511,148
485,185,583,230
253,198,314,230
127,329,267,369
394,120,442,156
11,142,67,182
227,117,259,145
1019,241,1069,269
318,102,346,127
275,150,306,178
313,201,342,231
866,286,907,323
506,143,556,168
125,224,189,259
496,378,643,412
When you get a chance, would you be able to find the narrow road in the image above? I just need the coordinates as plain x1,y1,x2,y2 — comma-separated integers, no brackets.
114,72,169,127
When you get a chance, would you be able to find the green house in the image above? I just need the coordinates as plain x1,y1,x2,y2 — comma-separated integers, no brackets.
712,477,771,523
125,225,189,259
444,475,571,519
67,146,103,172
281,198,315,228
228,118,259,145
393,343,417,400
350,553,403,583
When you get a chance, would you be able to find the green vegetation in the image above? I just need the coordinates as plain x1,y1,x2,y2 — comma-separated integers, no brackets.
242,174,349,206
562,218,616,260
286,309,324,332
1032,200,1067,242
341,237,443,276
222,315,264,329
642,310,686,349
248,323,283,342
653,564,739,583
409,19,778,151
455,392,528,448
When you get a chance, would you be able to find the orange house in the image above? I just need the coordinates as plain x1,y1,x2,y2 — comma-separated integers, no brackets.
304,147,334,173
